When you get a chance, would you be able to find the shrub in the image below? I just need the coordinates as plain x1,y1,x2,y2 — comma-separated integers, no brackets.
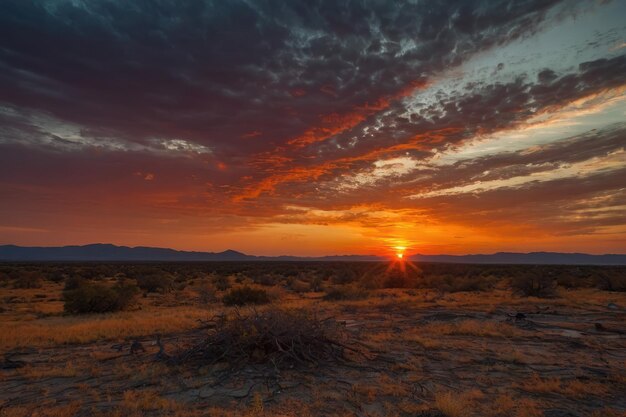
310,276,324,292
417,274,496,293
64,275,85,290
289,279,310,293
46,270,66,283
113,280,141,309
12,271,43,289
136,273,173,293
254,274,277,286
383,271,415,288
198,283,217,304
222,286,270,306
594,271,626,292
164,308,348,369
323,285,368,301
331,268,358,285
63,281,139,314
510,271,556,297
213,275,231,291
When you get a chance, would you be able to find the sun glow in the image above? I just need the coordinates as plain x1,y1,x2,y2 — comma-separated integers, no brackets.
394,245,406,260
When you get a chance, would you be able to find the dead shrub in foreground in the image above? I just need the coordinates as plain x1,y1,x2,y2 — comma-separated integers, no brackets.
166,308,350,369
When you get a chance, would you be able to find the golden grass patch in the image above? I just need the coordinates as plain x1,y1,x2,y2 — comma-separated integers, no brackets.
517,374,610,398
0,306,214,349
423,319,527,338
434,391,468,417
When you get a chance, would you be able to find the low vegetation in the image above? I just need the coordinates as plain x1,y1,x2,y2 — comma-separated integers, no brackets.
510,270,557,298
63,280,139,314
323,285,369,301
1,261,625,416
222,285,270,306
165,308,348,369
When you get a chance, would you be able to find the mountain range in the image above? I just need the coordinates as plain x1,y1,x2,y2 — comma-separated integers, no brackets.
0,244,625,265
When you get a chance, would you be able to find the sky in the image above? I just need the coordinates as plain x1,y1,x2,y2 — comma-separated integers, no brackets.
0,0,625,256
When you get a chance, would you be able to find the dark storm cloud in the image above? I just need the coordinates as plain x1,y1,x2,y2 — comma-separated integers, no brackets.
238,53,626,203
0,0,568,157
316,54,626,162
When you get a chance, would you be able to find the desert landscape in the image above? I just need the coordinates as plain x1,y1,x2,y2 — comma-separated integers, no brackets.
1,262,625,417
2,0,626,416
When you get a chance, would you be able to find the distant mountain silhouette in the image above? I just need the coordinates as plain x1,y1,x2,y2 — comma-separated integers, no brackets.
0,244,624,264
410,252,626,265
0,244,253,262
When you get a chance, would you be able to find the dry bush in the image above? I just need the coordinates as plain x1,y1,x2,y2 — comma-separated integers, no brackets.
594,270,626,292
323,285,368,301
289,279,310,293
510,271,556,297
310,275,324,292
136,273,174,293
64,275,85,290
223,286,270,306
383,270,415,288
253,273,278,286
416,274,496,293
12,271,43,289
63,280,139,314
213,274,231,291
331,268,359,285
166,308,349,369
197,283,217,304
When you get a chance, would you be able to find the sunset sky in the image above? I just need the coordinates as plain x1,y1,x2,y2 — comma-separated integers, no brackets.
1,0,625,256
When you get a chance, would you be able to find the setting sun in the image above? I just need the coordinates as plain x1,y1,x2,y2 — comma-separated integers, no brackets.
394,245,406,260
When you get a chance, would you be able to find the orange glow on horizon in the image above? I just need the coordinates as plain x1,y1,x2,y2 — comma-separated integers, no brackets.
393,244,407,261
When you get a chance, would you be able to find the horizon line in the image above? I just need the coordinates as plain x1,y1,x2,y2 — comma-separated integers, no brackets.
1,242,625,258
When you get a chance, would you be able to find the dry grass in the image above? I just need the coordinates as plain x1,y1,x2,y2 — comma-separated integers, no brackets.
517,374,610,398
19,361,80,379
352,373,410,403
405,334,444,349
590,408,626,417
422,319,527,338
1,272,624,417
0,306,214,349
121,389,182,412
434,391,468,417
433,389,484,417
0,401,83,417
